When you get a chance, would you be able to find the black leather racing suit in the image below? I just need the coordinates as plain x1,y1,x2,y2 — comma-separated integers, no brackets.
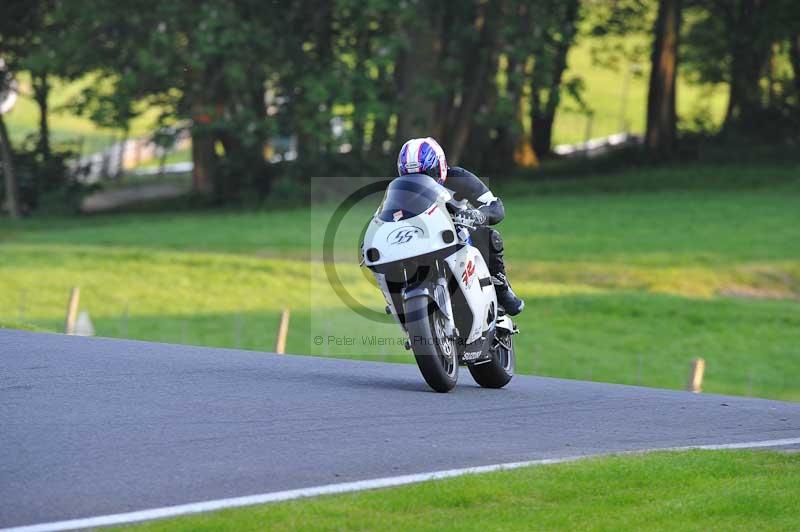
445,166,521,313
446,166,506,225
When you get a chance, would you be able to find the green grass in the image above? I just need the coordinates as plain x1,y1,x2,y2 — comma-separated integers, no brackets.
1,161,798,399
120,450,800,531
0,320,45,332
101,171,192,191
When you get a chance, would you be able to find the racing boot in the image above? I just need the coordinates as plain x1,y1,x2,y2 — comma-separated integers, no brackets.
494,272,524,316
485,228,524,316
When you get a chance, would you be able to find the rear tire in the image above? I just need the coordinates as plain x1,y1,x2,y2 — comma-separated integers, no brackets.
468,330,514,388
404,296,458,393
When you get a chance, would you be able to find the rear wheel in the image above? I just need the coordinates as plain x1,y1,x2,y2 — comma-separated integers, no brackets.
404,296,458,393
468,329,514,388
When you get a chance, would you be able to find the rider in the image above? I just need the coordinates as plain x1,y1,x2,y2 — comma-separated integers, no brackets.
396,137,524,316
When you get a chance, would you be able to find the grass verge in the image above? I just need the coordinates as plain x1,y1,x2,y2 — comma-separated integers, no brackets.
0,320,45,332
120,450,800,531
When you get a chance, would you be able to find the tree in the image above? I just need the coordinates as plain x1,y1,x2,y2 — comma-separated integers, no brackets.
392,0,503,165
394,4,441,143
0,80,21,218
0,0,45,218
724,0,770,127
480,0,586,165
645,0,681,156
1,0,58,164
52,0,281,200
22,2,61,162
682,0,800,136
792,32,800,98
529,0,581,159
446,2,503,165
31,73,50,159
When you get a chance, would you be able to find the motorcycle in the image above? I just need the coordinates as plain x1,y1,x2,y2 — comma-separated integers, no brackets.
361,173,518,392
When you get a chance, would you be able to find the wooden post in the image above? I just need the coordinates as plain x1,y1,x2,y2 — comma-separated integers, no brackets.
0,113,21,219
275,308,290,354
687,358,705,393
65,287,80,335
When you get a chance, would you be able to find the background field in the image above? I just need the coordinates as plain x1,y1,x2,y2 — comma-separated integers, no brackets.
2,161,798,400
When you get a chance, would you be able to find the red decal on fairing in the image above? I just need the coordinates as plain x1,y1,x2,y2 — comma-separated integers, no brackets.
461,260,476,285
427,205,437,215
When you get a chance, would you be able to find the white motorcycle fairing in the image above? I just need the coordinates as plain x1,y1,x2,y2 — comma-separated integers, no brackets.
362,174,501,360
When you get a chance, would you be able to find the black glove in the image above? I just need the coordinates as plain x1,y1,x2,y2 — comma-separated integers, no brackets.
452,208,487,227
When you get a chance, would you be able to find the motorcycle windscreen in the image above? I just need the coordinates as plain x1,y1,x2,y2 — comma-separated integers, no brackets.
377,173,444,222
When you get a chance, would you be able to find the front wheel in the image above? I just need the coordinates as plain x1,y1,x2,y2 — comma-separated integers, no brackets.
404,296,458,393
468,330,514,388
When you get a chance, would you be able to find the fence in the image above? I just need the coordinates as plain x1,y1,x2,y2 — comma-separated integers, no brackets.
70,129,192,183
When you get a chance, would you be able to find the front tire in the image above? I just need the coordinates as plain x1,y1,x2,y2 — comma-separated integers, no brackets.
404,296,458,393
468,330,514,388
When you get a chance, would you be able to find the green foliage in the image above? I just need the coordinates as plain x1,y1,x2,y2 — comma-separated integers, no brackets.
0,1,49,82
3,137,76,212
585,0,654,70
682,0,800,137
1,0,797,209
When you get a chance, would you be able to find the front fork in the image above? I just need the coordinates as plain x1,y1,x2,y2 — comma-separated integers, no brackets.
401,259,458,339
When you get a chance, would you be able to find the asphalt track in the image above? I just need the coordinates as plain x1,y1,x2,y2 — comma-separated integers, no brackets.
2,329,800,529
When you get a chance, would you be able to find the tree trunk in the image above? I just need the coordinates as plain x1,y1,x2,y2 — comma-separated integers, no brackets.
645,0,682,156
530,0,580,158
789,32,800,98
531,115,556,158
484,56,521,174
216,81,269,201
248,82,270,195
32,72,50,160
368,8,401,160
369,118,390,159
115,129,128,179
448,7,503,165
724,0,769,129
351,26,372,159
218,130,266,200
368,67,392,159
0,113,21,219
217,131,243,201
191,130,216,196
190,100,217,196
395,13,441,143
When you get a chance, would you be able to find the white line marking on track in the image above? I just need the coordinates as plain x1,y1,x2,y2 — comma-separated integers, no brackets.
5,436,800,532
683,437,800,450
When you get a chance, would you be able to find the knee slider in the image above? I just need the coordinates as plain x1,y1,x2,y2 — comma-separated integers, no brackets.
490,229,504,252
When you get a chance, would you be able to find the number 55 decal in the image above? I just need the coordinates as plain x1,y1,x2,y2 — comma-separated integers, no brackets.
387,226,423,245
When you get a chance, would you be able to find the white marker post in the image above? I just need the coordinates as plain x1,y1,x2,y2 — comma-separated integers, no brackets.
64,287,80,335
275,308,290,354
687,358,706,393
